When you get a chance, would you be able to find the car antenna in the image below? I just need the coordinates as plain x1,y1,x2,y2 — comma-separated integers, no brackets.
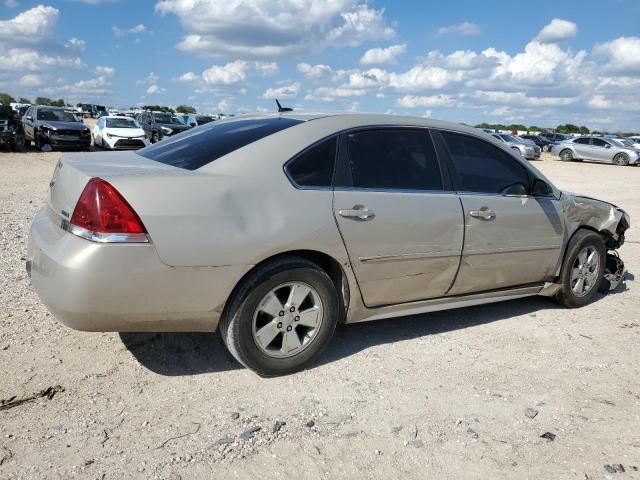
276,99,293,113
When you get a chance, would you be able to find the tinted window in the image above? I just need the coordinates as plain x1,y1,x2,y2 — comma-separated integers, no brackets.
343,129,442,190
592,138,609,147
138,117,302,170
287,137,336,188
440,131,531,195
574,137,590,144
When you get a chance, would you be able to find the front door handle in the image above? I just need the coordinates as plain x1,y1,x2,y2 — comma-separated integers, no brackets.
338,205,376,221
469,207,496,221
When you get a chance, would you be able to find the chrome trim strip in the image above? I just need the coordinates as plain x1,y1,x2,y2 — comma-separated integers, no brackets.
67,225,150,244
462,245,562,256
359,251,460,263
349,284,544,323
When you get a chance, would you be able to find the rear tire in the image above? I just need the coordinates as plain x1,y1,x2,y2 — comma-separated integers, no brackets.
554,230,605,308
219,256,340,376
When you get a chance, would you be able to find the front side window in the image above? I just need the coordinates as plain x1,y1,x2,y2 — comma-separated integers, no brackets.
138,117,302,170
342,129,443,191
574,137,590,144
440,131,531,195
287,137,337,188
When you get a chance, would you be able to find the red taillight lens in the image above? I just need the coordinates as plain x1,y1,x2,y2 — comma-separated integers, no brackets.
70,178,147,234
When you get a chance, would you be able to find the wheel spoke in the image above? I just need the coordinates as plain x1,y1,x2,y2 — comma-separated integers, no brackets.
281,331,302,354
573,277,585,294
586,250,597,268
578,250,588,267
254,321,281,349
570,268,581,282
297,306,320,328
286,284,311,308
257,292,284,318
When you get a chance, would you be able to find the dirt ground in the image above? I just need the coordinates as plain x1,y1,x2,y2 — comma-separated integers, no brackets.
0,146,639,480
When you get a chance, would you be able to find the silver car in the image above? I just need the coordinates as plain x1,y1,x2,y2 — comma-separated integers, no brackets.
492,134,541,160
27,113,630,376
551,136,640,166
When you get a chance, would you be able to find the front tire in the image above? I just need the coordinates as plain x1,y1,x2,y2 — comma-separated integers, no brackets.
219,256,340,376
560,149,574,162
614,153,629,166
151,131,159,143
554,230,605,308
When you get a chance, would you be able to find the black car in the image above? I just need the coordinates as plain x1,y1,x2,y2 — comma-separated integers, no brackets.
538,132,570,144
22,106,91,151
520,134,555,152
136,111,191,143
0,106,25,151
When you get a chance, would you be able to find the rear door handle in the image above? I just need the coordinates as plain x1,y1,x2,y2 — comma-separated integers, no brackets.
338,205,376,221
469,207,496,221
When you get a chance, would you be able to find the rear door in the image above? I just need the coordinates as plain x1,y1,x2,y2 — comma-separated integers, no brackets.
573,137,593,159
333,128,464,307
433,130,564,295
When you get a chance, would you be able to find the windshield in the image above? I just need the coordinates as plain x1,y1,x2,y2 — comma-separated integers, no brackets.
500,135,520,143
153,113,183,125
37,109,79,122
106,118,140,128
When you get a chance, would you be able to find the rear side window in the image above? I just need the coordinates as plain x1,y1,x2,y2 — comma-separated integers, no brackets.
342,129,443,191
440,131,531,195
574,137,590,144
138,117,302,170
287,137,337,188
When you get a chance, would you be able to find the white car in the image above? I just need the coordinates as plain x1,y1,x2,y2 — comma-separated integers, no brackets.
93,116,149,150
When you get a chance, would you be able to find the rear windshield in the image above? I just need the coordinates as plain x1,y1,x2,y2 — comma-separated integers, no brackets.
137,117,303,170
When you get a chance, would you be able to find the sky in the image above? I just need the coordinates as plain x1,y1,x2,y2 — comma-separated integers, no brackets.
1,0,639,131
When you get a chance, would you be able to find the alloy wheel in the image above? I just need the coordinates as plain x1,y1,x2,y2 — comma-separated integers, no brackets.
252,282,324,358
570,246,600,297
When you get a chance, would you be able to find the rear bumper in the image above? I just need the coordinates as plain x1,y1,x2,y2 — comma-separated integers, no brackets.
27,207,251,332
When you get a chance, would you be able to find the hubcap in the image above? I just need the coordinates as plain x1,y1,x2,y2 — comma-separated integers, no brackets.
252,282,324,358
570,246,600,297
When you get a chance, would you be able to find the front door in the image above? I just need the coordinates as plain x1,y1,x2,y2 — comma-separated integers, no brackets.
333,128,464,307
590,137,613,163
434,130,564,295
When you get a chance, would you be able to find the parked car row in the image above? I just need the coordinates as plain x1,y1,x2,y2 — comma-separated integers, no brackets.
551,136,640,166
491,133,542,160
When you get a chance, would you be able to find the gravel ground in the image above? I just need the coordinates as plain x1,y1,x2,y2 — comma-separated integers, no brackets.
1,149,639,479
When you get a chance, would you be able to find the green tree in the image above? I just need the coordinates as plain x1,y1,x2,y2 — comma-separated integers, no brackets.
142,104,174,113
578,126,590,135
18,97,31,104
35,96,55,106
0,92,16,105
175,105,196,114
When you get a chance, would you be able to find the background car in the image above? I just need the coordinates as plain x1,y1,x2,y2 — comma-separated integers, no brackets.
93,115,149,150
551,136,640,166
21,105,91,150
519,134,555,152
538,132,570,144
492,133,541,160
28,113,629,376
136,111,191,143
178,114,217,127
0,105,25,151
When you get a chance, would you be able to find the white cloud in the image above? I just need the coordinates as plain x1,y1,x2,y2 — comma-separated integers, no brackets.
4,0,19,7
254,61,278,76
0,5,59,45
65,37,86,52
0,48,84,72
155,0,394,58
112,23,146,37
136,71,159,85
436,22,480,36
19,74,41,87
202,60,250,86
262,82,300,99
535,18,577,43
297,63,334,80
305,86,366,103
146,84,166,95
360,43,406,65
95,65,115,77
594,36,640,73
217,98,232,112
396,94,454,108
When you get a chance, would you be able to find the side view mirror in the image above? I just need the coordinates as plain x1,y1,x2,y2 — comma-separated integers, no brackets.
25,115,33,121
605,144,611,149
532,179,554,197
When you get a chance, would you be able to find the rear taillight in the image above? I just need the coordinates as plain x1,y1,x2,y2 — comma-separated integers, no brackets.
68,178,149,243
